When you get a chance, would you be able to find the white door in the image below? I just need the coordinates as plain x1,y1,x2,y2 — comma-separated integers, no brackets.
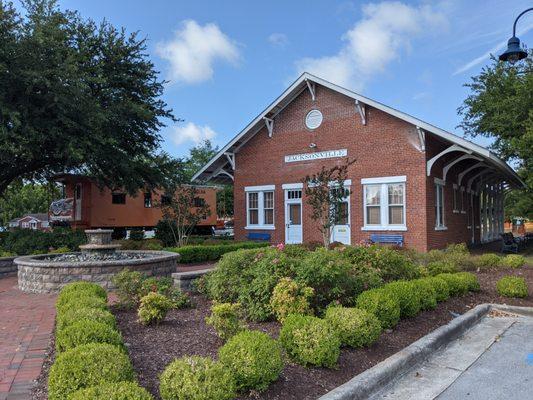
330,190,351,245
74,183,82,221
285,189,302,244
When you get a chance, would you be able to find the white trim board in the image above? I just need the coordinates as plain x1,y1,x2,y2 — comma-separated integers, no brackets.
361,176,406,184
244,185,275,192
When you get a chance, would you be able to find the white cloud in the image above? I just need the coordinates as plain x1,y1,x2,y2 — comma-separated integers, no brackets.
295,1,448,90
268,33,289,47
156,20,240,84
170,122,217,146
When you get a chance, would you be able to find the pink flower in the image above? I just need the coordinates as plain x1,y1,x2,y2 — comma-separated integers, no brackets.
276,243,285,251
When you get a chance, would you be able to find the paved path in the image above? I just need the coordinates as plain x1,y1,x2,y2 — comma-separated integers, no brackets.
0,277,56,400
370,312,533,400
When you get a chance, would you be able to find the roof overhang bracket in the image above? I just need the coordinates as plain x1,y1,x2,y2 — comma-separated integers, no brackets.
355,100,366,125
457,162,485,186
305,79,316,101
416,126,425,152
442,154,482,181
263,117,274,138
212,165,234,182
426,144,471,177
224,152,235,170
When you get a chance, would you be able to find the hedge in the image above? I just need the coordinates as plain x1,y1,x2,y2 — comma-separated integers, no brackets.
496,276,528,298
167,241,269,263
69,382,153,400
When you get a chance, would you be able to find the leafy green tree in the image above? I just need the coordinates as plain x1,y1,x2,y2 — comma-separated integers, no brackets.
458,52,533,219
0,181,60,227
0,0,178,196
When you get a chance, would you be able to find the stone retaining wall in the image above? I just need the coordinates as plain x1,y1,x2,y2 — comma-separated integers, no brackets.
15,251,179,293
172,268,213,291
0,256,17,278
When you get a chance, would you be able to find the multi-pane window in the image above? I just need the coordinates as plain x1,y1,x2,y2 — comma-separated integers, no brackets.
362,177,406,229
246,188,275,228
193,197,206,207
330,188,349,225
452,185,459,212
112,193,126,204
435,182,445,229
144,192,152,208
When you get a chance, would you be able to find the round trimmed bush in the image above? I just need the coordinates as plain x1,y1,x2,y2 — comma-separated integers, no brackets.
56,295,108,316
279,314,341,368
324,307,381,348
381,281,421,318
424,277,450,302
56,307,116,331
69,382,153,400
205,302,245,341
501,254,525,269
427,260,458,276
455,272,480,292
496,276,528,298
137,292,173,325
269,277,314,322
436,273,469,296
218,330,283,392
48,343,134,400
475,253,501,269
159,356,236,400
58,281,107,301
411,279,437,310
55,320,123,353
356,288,400,329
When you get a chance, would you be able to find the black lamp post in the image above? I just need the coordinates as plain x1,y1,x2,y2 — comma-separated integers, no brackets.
499,8,532,63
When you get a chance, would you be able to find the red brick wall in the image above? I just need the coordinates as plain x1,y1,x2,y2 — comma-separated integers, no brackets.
233,85,434,252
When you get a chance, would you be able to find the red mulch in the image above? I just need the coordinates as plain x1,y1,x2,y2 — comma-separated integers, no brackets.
31,266,533,400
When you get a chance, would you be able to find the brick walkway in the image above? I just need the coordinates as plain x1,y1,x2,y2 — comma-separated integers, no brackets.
0,277,56,400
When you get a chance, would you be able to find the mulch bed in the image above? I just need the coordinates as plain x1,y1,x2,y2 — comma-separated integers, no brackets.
31,266,533,400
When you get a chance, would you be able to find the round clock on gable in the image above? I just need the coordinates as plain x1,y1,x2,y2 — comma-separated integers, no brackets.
305,109,323,130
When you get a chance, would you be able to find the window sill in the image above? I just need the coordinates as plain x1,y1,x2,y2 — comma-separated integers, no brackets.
361,226,407,231
245,225,276,230
435,226,448,231
460,211,466,214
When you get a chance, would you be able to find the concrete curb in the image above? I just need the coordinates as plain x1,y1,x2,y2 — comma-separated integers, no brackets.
319,303,492,400
490,303,533,317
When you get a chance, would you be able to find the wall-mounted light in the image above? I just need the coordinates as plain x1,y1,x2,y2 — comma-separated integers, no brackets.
309,143,317,149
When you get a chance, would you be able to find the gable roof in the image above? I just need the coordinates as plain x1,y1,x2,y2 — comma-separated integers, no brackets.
192,72,525,189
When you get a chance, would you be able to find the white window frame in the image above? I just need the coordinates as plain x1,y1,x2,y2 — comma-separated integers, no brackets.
245,185,275,230
452,184,459,213
435,178,447,230
460,186,466,214
361,176,407,231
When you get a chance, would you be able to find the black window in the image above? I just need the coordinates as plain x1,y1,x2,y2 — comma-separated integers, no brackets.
194,197,206,207
144,192,152,208
160,195,172,206
112,193,126,204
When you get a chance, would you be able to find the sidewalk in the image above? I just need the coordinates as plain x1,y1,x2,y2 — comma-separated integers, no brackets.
0,277,56,400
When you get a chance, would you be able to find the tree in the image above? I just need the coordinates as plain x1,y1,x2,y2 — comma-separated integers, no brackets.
458,52,533,219
303,159,356,247
0,0,178,196
0,180,60,226
157,185,211,247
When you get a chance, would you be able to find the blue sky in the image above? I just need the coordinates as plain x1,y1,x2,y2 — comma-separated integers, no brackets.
51,1,533,157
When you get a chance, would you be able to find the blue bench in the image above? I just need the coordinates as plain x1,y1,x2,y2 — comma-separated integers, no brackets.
370,234,404,247
246,232,271,241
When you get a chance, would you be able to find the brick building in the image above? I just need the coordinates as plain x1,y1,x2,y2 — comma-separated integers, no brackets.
9,214,50,231
192,73,524,251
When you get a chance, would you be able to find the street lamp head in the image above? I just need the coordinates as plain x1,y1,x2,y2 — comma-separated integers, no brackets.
499,36,528,64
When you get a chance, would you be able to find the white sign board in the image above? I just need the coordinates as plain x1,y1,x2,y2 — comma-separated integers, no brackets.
284,149,347,163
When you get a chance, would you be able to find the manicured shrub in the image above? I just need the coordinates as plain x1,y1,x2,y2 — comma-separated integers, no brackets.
137,292,173,325
424,277,450,302
159,356,236,400
455,272,480,292
112,269,144,309
166,288,192,309
501,254,525,269
411,279,437,310
475,253,502,269
270,277,314,322
496,276,528,298
218,330,283,392
436,273,469,296
0,227,86,256
382,281,421,318
324,307,381,348
56,307,116,331
69,382,153,400
339,244,420,282
167,241,270,263
427,260,459,276
139,276,173,298
55,320,123,353
205,302,245,341
279,314,341,368
58,281,107,300
56,295,108,316
355,288,401,329
48,343,134,400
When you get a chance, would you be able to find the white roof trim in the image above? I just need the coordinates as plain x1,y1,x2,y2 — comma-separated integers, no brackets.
192,72,524,188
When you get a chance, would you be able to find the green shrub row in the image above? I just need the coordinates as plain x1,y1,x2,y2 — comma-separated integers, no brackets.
49,282,152,400
0,227,86,256
167,241,270,263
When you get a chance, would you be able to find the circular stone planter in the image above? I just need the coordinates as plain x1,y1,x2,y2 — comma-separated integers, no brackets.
15,250,179,294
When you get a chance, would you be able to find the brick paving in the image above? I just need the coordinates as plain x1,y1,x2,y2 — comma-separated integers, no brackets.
0,277,56,400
